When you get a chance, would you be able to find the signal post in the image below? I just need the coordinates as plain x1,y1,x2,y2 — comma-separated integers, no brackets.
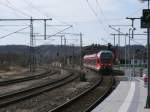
140,0,150,108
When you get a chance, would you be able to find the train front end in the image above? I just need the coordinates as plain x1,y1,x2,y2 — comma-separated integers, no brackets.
98,51,113,74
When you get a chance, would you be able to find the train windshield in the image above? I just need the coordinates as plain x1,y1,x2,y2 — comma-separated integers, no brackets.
100,52,113,64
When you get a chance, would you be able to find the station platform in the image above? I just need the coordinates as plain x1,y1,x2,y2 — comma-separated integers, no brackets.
92,77,150,112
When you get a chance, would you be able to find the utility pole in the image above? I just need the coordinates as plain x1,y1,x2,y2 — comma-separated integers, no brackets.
109,26,120,67
111,34,116,47
126,16,142,81
132,54,135,77
110,25,132,69
126,17,136,78
61,36,63,47
0,18,52,73
126,17,138,38
125,34,127,70
128,28,132,68
80,33,83,70
128,28,132,80
118,28,120,47
147,0,150,107
114,34,116,47
29,17,35,73
118,28,120,68
44,20,47,40
58,32,83,69
60,35,63,64
72,44,75,68
64,37,66,65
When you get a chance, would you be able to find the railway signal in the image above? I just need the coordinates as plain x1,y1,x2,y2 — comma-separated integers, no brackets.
141,9,150,28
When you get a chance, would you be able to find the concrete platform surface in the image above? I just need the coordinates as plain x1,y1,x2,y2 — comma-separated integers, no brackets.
92,77,150,112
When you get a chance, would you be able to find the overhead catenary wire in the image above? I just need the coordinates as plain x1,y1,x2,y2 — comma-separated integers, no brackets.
0,0,31,17
95,0,110,26
22,0,71,26
22,0,75,39
96,0,145,46
134,38,147,40
130,38,145,45
47,26,73,38
6,0,31,17
86,0,110,35
23,0,47,18
127,6,144,17
109,25,145,45
100,18,125,21
0,26,30,39
1,29,39,36
0,25,29,27
101,38,110,43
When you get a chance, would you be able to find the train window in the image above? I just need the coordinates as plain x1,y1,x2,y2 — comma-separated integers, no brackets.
84,59,96,65
101,52,113,64
101,53,113,59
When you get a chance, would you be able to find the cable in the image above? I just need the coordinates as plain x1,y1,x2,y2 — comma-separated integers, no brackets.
0,28,30,36
130,38,145,45
23,0,47,18
127,6,144,17
0,1,31,17
86,0,110,35
0,25,29,27
47,26,73,38
134,38,147,40
101,38,110,43
22,0,74,39
23,0,71,26
0,26,30,39
95,0,110,25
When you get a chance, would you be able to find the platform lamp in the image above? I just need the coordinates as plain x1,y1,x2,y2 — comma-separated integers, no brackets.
139,0,150,108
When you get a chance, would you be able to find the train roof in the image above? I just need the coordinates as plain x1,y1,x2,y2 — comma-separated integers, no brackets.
83,54,97,59
99,50,112,53
97,50,113,57
83,50,112,59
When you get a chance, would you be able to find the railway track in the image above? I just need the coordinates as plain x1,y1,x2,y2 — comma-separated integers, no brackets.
0,71,79,107
49,75,115,112
0,70,54,86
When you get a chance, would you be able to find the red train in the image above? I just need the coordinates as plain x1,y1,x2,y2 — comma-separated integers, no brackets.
83,50,114,74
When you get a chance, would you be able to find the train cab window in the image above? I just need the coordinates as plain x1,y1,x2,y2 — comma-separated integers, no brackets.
101,53,113,59
101,52,113,64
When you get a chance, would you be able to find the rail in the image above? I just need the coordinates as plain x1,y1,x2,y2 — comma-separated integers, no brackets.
0,70,52,86
0,71,79,107
49,75,115,112
85,76,115,112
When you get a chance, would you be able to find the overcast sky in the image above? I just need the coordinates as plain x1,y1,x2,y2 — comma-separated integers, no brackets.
0,0,148,46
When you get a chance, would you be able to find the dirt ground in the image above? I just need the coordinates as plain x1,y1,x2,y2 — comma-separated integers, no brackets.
0,69,100,112
0,66,47,80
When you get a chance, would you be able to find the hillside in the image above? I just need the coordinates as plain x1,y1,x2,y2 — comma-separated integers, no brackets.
0,44,146,66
